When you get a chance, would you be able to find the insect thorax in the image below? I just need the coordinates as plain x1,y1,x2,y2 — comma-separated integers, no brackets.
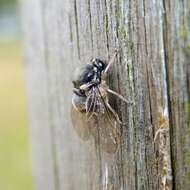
72,59,107,89
72,58,109,113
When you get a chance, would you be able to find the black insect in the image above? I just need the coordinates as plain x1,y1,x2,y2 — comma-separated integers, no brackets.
71,51,130,154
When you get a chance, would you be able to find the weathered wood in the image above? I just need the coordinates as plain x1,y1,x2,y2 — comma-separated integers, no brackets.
22,0,190,190
163,1,190,189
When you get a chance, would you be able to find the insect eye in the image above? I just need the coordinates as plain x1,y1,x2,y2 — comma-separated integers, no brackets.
97,60,106,70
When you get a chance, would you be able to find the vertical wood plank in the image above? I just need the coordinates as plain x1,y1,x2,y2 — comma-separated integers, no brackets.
22,0,190,189
163,0,190,189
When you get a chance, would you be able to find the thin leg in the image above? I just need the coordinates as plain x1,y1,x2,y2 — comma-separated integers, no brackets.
86,88,98,120
104,49,118,74
96,89,120,140
107,88,134,105
80,82,94,91
85,88,95,113
105,101,124,125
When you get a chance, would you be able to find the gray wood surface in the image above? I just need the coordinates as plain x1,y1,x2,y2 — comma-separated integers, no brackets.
22,0,190,189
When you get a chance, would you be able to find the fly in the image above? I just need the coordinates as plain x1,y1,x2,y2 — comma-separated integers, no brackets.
71,50,131,154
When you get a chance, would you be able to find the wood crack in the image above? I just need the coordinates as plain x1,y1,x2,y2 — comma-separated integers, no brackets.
74,0,80,59
87,0,94,51
162,0,175,189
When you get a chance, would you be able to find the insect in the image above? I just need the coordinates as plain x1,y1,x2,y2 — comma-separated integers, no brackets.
71,51,130,154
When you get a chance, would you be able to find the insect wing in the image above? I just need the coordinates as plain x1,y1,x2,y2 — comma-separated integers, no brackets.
90,110,121,154
70,105,92,141
71,87,121,154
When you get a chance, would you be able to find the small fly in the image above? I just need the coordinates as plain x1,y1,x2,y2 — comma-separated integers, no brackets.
71,50,130,154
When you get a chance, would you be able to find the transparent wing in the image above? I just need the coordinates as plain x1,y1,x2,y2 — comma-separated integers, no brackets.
70,106,92,141
71,87,121,154
70,89,97,141
90,108,121,154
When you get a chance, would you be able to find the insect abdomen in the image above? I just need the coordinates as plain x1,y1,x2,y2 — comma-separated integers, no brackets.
72,93,86,112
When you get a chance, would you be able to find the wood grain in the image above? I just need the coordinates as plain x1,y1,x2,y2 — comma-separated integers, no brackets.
22,0,190,189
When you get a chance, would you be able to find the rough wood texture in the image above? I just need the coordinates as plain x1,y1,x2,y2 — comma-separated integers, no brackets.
22,0,190,190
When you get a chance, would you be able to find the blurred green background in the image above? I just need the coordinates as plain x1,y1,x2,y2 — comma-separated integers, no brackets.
0,0,35,190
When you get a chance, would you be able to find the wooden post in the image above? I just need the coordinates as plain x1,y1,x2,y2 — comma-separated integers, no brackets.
22,0,190,189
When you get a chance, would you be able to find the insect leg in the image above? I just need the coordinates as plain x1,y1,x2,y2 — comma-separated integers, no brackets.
86,88,98,120
104,49,118,74
80,81,98,91
96,87,115,123
96,87,123,128
96,87,120,143
97,86,127,126
85,89,95,113
105,101,123,125
107,88,134,105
